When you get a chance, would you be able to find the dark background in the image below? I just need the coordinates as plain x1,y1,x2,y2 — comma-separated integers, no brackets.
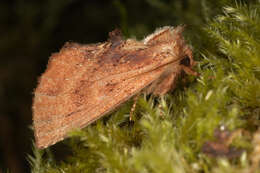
0,0,254,172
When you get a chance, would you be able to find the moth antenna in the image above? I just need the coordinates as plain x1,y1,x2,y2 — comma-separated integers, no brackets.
130,94,139,121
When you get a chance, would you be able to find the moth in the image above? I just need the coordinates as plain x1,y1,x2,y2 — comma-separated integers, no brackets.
33,26,198,148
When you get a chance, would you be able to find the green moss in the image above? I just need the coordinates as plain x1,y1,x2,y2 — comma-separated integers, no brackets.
30,1,260,173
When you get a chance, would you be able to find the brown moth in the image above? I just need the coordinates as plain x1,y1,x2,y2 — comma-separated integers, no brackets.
33,26,198,148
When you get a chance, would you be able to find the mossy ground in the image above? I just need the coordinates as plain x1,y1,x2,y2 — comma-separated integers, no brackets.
29,1,260,173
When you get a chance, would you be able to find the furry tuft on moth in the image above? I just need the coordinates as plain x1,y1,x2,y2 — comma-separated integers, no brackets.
33,26,198,148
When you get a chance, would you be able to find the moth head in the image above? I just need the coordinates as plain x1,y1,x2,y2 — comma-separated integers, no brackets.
179,47,198,76
180,56,191,67
142,26,196,70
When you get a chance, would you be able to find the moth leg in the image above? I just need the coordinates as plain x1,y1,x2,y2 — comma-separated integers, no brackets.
181,65,199,76
130,94,139,121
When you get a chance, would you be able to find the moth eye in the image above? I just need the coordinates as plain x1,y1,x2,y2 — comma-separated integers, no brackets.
180,56,190,66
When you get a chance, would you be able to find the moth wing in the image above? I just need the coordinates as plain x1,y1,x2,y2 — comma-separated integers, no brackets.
33,42,169,148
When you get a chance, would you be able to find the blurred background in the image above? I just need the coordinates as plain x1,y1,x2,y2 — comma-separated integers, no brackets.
0,0,255,172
